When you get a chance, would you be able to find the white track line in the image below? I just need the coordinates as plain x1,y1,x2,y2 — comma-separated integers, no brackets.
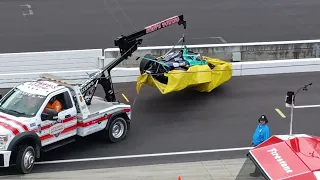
20,4,33,16
294,104,320,109
35,146,253,165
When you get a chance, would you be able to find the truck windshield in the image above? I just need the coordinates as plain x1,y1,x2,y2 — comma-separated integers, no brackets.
0,88,46,117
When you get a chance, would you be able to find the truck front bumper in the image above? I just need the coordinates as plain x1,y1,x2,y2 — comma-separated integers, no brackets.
0,151,11,167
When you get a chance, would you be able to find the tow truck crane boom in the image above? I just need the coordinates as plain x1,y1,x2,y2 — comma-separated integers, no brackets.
79,15,187,105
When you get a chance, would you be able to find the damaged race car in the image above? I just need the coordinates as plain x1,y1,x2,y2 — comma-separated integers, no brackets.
137,45,233,94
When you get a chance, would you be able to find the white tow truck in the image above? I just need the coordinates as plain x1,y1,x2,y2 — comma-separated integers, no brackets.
0,15,187,174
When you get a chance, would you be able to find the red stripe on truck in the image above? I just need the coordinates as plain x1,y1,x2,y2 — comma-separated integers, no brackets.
41,116,77,131
40,124,77,141
0,115,29,131
0,121,20,135
77,115,110,128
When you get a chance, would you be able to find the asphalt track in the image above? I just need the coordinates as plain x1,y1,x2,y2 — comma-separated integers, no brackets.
1,71,320,175
1,0,320,53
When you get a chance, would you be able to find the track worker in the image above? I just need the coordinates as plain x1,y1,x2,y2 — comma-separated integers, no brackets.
250,115,270,177
45,96,63,112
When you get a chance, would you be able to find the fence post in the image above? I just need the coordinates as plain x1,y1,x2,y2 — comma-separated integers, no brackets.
315,44,320,58
232,46,241,62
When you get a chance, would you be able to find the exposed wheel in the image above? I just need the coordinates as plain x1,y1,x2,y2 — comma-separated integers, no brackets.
140,54,169,84
106,117,128,143
16,145,35,174
140,54,155,74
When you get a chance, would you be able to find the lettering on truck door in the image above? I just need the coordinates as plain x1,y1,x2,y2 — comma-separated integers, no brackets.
38,90,77,146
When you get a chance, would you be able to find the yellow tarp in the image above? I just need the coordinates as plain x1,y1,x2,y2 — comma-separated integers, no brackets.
136,56,233,94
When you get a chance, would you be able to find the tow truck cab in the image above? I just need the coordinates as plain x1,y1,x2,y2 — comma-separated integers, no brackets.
0,78,131,174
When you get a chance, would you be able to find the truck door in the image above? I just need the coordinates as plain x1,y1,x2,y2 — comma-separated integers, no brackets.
39,89,77,146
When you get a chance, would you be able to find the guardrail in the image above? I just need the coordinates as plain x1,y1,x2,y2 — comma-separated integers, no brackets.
0,49,104,88
1,58,319,89
104,39,320,67
0,68,138,88
1,39,320,88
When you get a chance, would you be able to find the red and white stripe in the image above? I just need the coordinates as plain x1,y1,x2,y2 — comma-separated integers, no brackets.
0,107,131,139
0,125,13,136
0,115,27,136
40,116,78,142
77,107,131,128
77,114,110,128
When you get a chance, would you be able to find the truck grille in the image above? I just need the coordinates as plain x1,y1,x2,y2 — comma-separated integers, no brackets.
0,154,4,166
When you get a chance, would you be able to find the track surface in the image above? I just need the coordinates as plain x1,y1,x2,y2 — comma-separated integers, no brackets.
1,0,320,53
1,72,320,175
1,0,320,176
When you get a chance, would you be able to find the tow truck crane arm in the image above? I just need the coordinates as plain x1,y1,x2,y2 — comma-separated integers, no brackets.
79,15,187,105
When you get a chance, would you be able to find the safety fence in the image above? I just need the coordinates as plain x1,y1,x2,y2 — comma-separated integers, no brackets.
1,58,320,89
1,39,320,88
104,39,320,67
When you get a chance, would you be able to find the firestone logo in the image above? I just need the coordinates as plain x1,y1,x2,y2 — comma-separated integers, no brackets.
267,148,293,173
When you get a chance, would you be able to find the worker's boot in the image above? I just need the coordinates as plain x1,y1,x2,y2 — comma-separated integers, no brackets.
249,167,261,177
249,172,260,177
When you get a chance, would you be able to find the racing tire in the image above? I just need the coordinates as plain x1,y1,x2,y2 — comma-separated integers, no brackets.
105,117,128,143
140,54,155,74
15,145,35,174
140,54,169,84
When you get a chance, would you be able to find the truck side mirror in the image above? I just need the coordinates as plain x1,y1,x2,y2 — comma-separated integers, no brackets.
42,109,59,121
47,109,59,121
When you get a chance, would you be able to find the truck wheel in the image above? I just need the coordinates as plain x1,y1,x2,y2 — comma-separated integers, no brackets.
106,117,128,143
16,145,35,174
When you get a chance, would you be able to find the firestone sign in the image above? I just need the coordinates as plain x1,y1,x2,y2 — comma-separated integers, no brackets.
268,148,293,173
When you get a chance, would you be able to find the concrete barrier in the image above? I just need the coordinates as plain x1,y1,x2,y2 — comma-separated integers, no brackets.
0,49,104,88
0,49,103,73
1,40,320,88
239,58,320,76
0,68,140,88
104,39,320,67
1,58,320,88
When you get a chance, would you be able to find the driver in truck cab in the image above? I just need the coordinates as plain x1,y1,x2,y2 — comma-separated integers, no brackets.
45,96,63,112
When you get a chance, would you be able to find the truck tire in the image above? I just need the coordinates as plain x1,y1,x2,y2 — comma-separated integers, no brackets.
106,117,128,143
16,145,35,174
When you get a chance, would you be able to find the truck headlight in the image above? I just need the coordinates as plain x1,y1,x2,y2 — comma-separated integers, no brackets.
0,135,8,150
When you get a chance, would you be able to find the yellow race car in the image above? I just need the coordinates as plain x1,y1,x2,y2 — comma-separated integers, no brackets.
136,45,233,94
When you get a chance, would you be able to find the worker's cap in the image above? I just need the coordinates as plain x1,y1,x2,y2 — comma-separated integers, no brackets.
258,115,268,123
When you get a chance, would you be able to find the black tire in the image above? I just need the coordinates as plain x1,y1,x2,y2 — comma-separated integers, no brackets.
106,117,128,143
15,145,35,174
140,54,169,84
140,54,155,74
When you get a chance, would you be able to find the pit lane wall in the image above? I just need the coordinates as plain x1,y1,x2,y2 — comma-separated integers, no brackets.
104,39,320,67
1,39,320,88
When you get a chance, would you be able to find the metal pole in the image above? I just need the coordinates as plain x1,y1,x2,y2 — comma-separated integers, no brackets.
289,95,294,135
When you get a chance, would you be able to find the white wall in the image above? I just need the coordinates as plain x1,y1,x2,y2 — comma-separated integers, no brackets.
0,49,102,88
1,40,320,88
